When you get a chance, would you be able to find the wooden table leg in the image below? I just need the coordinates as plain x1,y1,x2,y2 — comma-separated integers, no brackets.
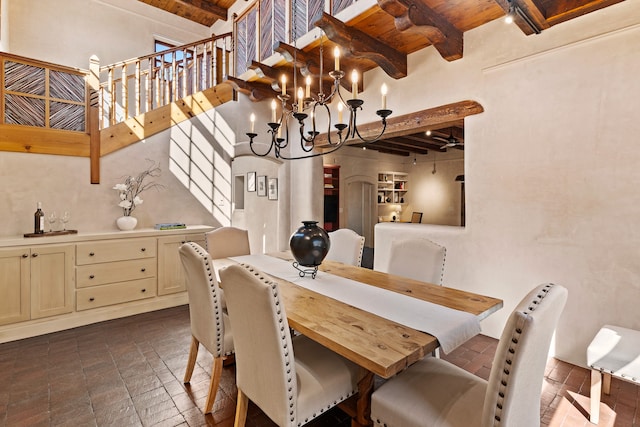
353,371,374,427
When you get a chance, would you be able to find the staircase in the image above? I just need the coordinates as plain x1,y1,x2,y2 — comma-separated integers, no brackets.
0,33,236,182
96,34,235,156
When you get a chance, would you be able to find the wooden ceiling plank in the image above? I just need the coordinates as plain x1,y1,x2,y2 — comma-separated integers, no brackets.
315,12,408,79
384,137,433,154
376,0,463,61
542,0,625,25
138,0,227,25
173,0,227,21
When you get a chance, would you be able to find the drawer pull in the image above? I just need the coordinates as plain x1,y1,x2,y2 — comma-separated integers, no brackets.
31,253,38,258
89,297,95,302
89,275,95,279
141,288,146,293
141,268,146,272
22,253,29,258
141,247,146,252
89,252,95,257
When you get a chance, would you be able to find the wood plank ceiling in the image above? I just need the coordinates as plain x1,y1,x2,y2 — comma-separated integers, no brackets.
139,0,626,155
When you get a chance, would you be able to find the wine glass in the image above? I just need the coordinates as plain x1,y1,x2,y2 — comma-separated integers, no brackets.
60,211,71,230
47,211,57,232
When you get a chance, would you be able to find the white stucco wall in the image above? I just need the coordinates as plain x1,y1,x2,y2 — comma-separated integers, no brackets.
2,0,640,367
357,2,640,366
5,0,210,68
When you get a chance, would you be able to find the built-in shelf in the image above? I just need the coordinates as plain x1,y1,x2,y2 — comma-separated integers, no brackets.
377,172,408,205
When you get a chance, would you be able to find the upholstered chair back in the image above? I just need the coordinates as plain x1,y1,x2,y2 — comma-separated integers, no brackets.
482,283,568,426
381,238,446,285
325,228,366,266
221,264,295,426
178,242,232,358
205,226,250,259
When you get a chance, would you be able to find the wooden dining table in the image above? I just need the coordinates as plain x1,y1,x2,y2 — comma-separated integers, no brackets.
215,252,503,427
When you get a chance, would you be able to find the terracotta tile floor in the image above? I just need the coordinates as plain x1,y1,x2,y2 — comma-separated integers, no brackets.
0,305,638,426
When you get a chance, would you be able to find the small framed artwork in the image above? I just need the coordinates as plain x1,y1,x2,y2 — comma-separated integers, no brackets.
247,172,256,192
268,178,278,200
257,175,267,197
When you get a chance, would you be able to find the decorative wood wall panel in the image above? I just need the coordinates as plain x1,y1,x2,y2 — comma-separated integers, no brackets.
247,9,258,72
308,0,323,33
4,94,45,127
236,19,248,75
2,57,86,132
292,0,307,40
50,70,85,102
50,101,85,131
4,61,45,95
274,0,286,48
260,0,274,61
332,0,353,15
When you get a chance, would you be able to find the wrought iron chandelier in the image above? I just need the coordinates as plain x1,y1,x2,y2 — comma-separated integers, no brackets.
247,35,392,160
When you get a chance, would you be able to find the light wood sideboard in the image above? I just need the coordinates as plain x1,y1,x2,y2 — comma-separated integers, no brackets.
0,225,213,344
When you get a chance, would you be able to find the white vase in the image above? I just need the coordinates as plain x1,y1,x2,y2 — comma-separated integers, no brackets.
116,216,137,231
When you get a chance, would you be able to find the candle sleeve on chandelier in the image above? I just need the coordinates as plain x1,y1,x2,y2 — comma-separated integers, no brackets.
250,113,255,133
271,99,277,122
281,75,287,95
305,76,311,98
337,102,343,124
381,83,388,110
351,70,358,99
334,46,340,71
297,87,304,112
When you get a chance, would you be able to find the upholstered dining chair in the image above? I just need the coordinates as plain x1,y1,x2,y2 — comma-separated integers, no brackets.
205,226,250,259
371,283,568,427
179,242,234,414
379,237,446,285
325,228,366,266
219,263,366,427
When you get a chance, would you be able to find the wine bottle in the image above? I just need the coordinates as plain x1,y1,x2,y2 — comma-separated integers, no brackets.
34,202,45,234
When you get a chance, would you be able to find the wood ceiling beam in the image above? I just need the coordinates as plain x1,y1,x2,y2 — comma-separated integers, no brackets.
314,100,483,147
225,77,274,102
350,142,411,156
384,137,432,154
274,42,353,91
377,0,463,61
315,13,408,79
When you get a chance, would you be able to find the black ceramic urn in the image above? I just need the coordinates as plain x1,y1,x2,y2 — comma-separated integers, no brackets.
289,221,331,267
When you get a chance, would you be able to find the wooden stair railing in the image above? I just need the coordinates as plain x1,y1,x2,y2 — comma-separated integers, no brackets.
0,33,235,183
98,33,233,128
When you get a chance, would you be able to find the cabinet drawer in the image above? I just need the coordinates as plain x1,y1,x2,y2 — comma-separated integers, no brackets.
76,259,157,288
76,238,156,265
76,278,156,311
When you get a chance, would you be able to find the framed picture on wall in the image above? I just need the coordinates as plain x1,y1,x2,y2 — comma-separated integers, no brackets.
257,175,267,196
268,178,278,200
247,172,256,192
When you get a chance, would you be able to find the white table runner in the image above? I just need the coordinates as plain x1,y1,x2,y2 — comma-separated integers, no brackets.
229,254,480,353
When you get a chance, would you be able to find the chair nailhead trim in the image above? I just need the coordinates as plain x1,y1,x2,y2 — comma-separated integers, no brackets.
491,283,556,426
185,242,231,358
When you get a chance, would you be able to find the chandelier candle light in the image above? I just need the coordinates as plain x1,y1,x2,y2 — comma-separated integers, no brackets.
247,43,392,160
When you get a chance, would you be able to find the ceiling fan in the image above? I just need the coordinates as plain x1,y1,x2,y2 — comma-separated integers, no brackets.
432,129,464,150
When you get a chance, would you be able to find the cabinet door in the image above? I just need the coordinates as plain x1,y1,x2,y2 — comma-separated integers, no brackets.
0,247,30,325
31,244,74,319
157,233,205,295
